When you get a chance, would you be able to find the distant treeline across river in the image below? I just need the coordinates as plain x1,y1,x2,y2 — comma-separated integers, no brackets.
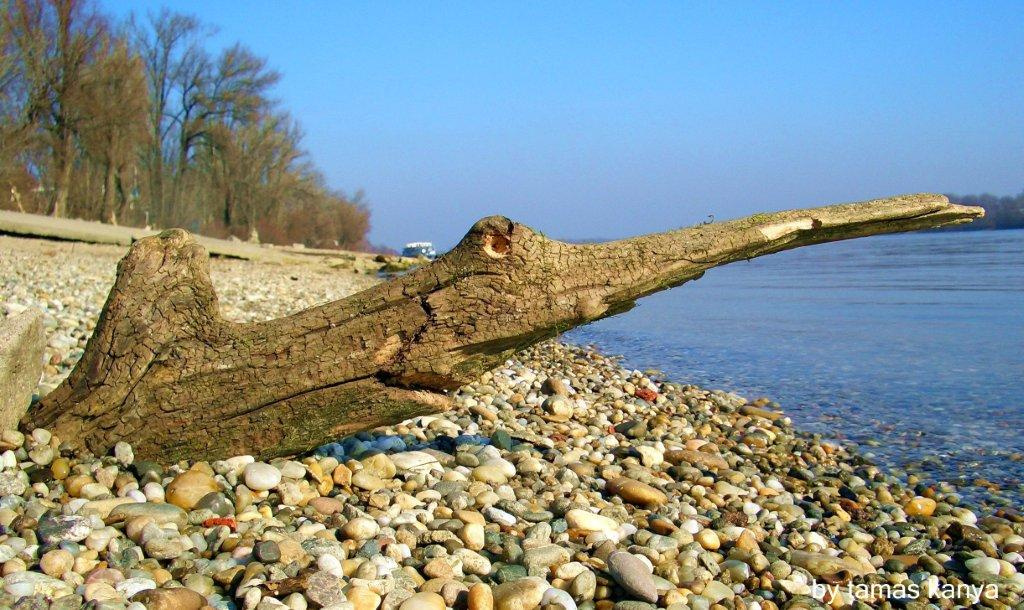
943,191,1024,230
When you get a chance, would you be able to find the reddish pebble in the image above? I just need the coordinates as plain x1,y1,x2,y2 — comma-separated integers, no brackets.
203,517,237,530
634,387,658,402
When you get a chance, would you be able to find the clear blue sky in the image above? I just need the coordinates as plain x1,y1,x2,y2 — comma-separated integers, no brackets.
103,1,1023,249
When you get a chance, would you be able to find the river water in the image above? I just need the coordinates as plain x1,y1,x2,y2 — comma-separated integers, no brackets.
567,229,1024,509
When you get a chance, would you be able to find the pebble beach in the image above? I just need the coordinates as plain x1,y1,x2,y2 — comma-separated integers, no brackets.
0,234,1022,610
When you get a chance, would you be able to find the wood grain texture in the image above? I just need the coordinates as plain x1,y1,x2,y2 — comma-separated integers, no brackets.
25,193,983,461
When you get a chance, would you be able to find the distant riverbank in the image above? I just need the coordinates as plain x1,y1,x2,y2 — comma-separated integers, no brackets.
939,192,1024,231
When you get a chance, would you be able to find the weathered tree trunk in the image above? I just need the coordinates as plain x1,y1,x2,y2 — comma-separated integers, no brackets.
50,135,75,217
26,194,982,462
104,161,119,225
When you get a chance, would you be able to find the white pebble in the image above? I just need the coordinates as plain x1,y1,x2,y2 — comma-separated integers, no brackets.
317,554,342,577
244,587,263,609
6,582,35,598
388,543,411,560
66,498,89,513
224,455,255,475
966,557,1001,577
116,577,156,598
483,506,517,526
244,462,282,491
371,554,400,574
113,441,134,466
542,587,576,610
142,482,165,502
805,531,829,549
277,460,306,479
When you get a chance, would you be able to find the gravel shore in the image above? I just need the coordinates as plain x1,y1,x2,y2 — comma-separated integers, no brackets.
0,235,1021,610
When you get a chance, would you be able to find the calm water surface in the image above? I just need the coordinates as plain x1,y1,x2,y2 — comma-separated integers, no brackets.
567,229,1024,508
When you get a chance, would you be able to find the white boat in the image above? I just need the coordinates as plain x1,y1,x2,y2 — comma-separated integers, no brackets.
401,241,437,259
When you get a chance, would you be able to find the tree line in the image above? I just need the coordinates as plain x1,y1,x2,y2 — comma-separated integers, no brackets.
945,191,1024,231
0,0,371,249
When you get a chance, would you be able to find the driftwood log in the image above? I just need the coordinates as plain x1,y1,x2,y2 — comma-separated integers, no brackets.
26,194,982,461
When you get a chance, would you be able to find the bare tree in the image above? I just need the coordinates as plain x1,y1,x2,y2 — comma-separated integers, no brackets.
77,37,148,223
5,0,107,216
199,111,305,236
2,1,374,248
129,8,206,227
0,13,33,210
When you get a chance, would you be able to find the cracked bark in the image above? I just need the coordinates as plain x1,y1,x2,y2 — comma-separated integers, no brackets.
25,193,982,461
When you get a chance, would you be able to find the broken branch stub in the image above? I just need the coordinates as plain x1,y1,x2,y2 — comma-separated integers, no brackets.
25,193,982,461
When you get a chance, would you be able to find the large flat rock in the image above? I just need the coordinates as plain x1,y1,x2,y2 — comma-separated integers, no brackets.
0,309,45,431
